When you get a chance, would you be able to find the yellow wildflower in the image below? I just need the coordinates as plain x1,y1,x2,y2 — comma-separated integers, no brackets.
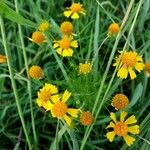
53,36,78,57
108,23,120,36
60,21,73,36
29,66,44,79
79,61,91,75
31,31,45,44
36,83,59,110
38,21,49,32
80,111,94,126
111,94,129,110
64,3,85,19
0,54,6,63
145,62,150,77
106,111,140,146
47,90,79,126
114,51,145,79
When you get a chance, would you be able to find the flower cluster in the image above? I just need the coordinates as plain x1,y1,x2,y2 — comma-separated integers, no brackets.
52,3,86,57
106,93,140,146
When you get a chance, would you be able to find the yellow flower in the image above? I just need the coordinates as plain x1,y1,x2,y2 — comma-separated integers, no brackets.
0,54,6,63
47,90,79,126
114,51,145,79
111,94,129,110
60,21,73,36
64,3,86,19
38,21,49,32
36,83,59,110
108,23,120,36
53,36,78,57
145,62,150,77
80,111,94,126
31,31,45,44
29,66,44,79
106,111,140,146
79,61,92,75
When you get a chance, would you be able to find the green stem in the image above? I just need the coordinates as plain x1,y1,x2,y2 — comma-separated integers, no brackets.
14,0,37,147
0,15,32,149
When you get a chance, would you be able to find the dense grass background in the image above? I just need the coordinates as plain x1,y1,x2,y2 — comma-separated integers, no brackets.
0,0,150,150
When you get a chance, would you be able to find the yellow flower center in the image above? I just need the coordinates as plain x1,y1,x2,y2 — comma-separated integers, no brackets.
145,62,150,74
52,101,68,117
114,122,128,136
39,89,51,102
122,52,137,67
38,21,49,32
112,94,129,109
0,54,6,63
32,31,45,44
79,62,91,74
80,111,94,126
71,3,82,12
108,23,120,34
29,66,43,79
59,38,70,49
60,21,73,35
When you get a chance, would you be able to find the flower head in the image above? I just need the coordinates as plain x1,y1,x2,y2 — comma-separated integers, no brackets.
60,21,73,36
47,90,79,126
79,61,92,75
106,111,140,146
145,62,150,77
53,36,78,57
0,54,6,63
112,94,129,110
29,66,44,79
31,31,45,44
38,21,49,32
36,83,59,110
80,111,94,126
108,23,120,36
64,3,85,19
114,51,145,79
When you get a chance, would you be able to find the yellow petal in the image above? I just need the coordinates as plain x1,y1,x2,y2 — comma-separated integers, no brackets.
128,67,136,79
51,109,56,117
56,48,63,55
117,67,128,79
123,135,135,146
45,83,58,94
71,12,79,19
62,90,71,102
51,95,60,103
106,131,115,142
53,43,59,48
45,101,53,111
120,111,127,122
43,101,52,110
80,10,86,15
137,56,143,62
67,108,79,118
64,10,72,17
128,125,140,134
110,112,117,123
62,48,73,57
106,122,115,129
134,62,144,72
64,114,72,126
125,115,137,124
36,99,42,107
70,40,78,48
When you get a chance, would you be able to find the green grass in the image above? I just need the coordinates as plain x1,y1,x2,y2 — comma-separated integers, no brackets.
0,0,150,150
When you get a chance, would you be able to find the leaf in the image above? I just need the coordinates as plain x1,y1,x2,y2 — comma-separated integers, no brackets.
0,1,36,27
50,126,67,150
128,82,143,109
